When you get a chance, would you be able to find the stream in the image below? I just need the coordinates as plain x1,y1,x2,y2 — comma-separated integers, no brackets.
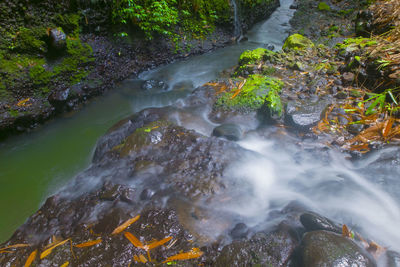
1,0,400,257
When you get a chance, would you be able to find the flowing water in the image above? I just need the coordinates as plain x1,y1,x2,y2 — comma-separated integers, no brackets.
1,0,400,256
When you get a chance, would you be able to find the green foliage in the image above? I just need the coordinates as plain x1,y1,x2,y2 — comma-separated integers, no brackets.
112,0,230,41
358,89,399,115
335,37,377,50
216,74,283,114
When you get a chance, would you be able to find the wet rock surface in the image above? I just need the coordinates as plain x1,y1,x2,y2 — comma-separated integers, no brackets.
299,230,377,267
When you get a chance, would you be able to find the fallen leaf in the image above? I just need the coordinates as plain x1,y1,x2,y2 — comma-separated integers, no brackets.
60,261,70,267
40,239,69,259
24,249,37,267
146,236,173,250
124,232,144,249
17,98,31,107
0,250,13,253
139,254,148,263
382,117,394,138
342,224,352,238
0,243,30,251
163,248,204,263
112,215,140,235
74,239,102,248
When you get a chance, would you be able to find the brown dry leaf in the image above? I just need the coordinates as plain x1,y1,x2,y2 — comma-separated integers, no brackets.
367,241,387,259
74,239,102,248
163,248,204,263
342,224,352,238
24,249,37,267
0,243,30,251
146,236,173,250
0,250,13,254
60,261,70,267
111,215,140,235
349,143,370,153
124,232,144,249
382,117,394,138
17,98,31,107
40,239,70,259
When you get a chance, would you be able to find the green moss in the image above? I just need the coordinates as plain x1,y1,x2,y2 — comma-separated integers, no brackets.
53,38,93,84
239,48,275,65
8,109,19,117
29,62,54,85
283,34,314,51
54,14,80,37
215,74,284,114
13,27,48,54
335,37,377,50
318,2,331,11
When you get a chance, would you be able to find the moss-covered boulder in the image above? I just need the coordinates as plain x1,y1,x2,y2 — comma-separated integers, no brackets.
215,74,283,115
282,34,314,51
238,48,276,65
13,27,48,54
318,2,331,11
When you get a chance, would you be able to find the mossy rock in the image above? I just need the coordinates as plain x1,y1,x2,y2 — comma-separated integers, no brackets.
318,2,331,11
215,74,283,114
13,27,48,54
282,34,314,51
239,48,276,65
54,13,80,36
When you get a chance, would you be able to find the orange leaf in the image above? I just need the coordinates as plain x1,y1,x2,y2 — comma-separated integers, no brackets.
17,98,31,107
146,236,173,250
139,254,148,263
24,249,37,267
0,243,30,251
124,232,144,249
342,224,352,238
111,215,140,235
382,118,394,138
0,250,13,253
133,255,140,262
40,239,69,259
163,248,204,263
60,261,70,267
74,239,102,248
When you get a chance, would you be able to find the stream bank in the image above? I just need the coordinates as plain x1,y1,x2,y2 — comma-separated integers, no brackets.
0,0,279,140
2,0,400,266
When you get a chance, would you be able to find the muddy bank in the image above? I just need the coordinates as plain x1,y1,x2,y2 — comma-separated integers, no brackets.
0,0,280,140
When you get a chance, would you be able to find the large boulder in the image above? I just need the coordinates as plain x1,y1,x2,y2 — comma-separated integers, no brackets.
299,230,376,267
283,34,314,51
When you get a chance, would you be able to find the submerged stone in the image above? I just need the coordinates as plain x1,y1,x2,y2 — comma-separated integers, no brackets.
212,123,243,141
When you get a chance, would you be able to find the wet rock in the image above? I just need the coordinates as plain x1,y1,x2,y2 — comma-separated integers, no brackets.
355,10,373,37
212,123,243,141
285,99,330,131
99,182,122,201
342,72,355,85
48,88,70,110
300,212,341,234
347,123,365,135
140,188,155,200
142,79,168,91
386,250,400,267
300,230,376,267
230,223,249,239
49,28,66,50
216,225,298,266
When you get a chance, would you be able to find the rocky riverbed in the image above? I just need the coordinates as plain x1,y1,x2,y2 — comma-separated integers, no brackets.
2,0,400,266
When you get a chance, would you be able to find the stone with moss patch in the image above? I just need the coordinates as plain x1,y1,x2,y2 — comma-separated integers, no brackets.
283,34,314,51
318,2,331,11
215,74,284,115
239,48,275,65
13,27,48,54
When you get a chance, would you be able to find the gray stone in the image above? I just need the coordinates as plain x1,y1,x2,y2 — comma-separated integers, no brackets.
49,28,66,50
212,123,243,141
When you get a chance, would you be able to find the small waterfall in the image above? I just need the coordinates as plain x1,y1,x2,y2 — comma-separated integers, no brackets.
232,0,243,40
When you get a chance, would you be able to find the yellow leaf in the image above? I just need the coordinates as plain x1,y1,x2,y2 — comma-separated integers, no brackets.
111,215,140,235
0,250,13,253
74,239,102,248
0,243,30,251
163,248,203,263
139,254,148,263
40,239,69,259
133,255,140,263
146,236,172,250
60,261,69,267
24,249,37,267
17,98,31,107
124,232,144,249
